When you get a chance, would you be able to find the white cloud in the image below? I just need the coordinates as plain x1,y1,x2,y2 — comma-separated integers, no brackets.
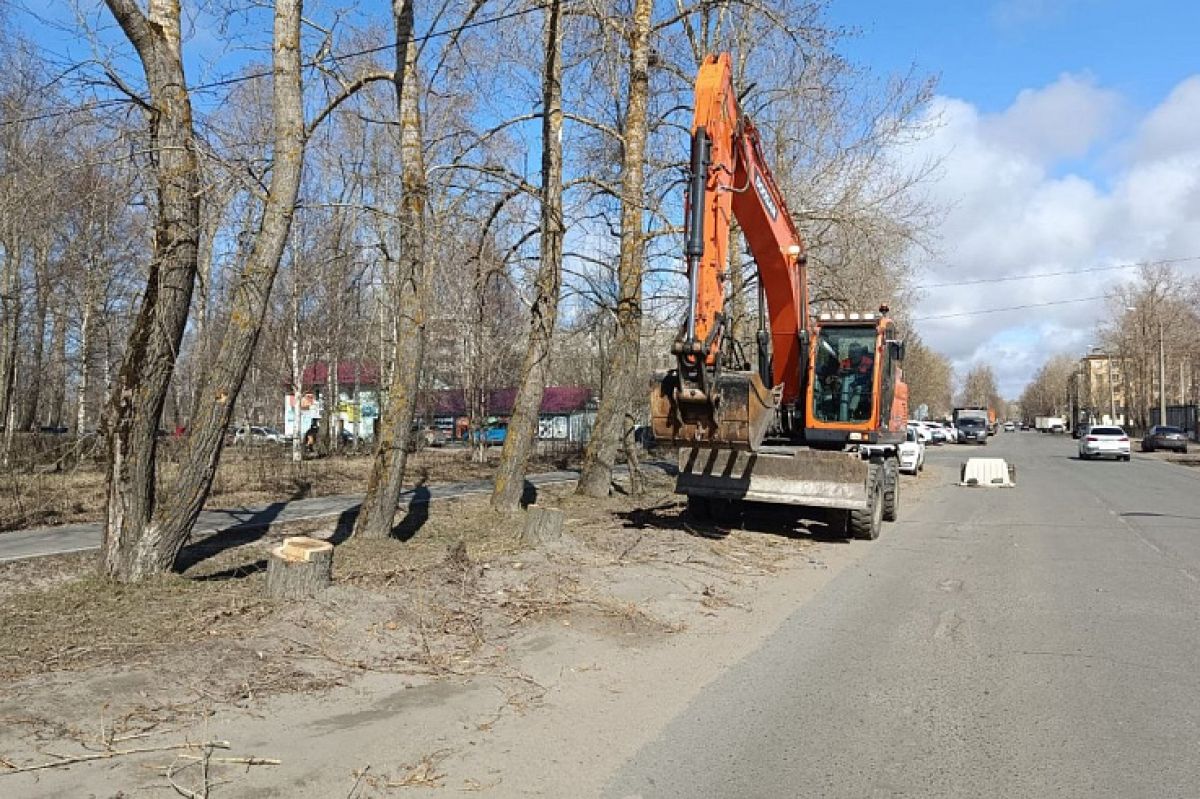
986,74,1122,161
904,72,1200,397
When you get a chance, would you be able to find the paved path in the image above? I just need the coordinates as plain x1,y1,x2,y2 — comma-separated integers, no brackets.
0,469,591,563
608,432,1200,798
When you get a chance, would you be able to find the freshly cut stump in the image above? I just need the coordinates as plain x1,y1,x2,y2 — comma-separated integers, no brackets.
266,536,334,599
522,505,564,544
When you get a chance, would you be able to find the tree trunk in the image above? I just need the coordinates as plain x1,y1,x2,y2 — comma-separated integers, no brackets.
19,246,48,432
354,0,432,539
576,0,652,498
137,0,307,575
0,237,20,467
46,306,67,428
290,280,304,463
75,294,92,435
99,0,201,581
491,0,564,512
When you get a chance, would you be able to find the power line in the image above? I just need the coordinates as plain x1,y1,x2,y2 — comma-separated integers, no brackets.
919,255,1200,289
914,295,1108,322
190,2,557,94
0,2,556,128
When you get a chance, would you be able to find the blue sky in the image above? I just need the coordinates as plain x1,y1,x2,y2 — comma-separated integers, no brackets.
12,1,1200,398
827,0,1200,397
830,0,1199,113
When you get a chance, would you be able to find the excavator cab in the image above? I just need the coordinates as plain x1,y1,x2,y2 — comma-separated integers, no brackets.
805,312,908,448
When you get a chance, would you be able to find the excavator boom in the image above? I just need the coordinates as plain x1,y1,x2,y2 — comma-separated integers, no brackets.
652,53,808,451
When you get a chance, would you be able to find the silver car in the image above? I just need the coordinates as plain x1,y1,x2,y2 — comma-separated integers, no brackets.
1078,425,1131,461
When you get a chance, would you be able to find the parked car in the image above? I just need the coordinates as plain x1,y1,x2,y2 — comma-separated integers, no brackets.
1003,421,1015,432
468,423,508,445
907,422,932,444
940,421,960,443
899,426,925,475
233,425,289,445
956,417,988,445
1078,425,1131,461
1142,425,1188,454
408,423,447,450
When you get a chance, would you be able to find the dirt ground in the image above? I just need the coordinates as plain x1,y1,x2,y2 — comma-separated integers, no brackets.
0,464,940,797
0,443,573,532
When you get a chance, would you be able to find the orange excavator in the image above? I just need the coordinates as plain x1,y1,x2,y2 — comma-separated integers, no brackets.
650,53,909,539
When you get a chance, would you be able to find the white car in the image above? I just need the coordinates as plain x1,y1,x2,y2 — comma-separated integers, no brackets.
939,422,959,443
907,422,932,444
1003,421,1015,432
899,427,925,474
1078,425,1131,461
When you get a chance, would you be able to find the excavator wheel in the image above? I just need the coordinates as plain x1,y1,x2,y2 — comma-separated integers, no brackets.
848,462,884,540
882,458,899,522
685,494,711,521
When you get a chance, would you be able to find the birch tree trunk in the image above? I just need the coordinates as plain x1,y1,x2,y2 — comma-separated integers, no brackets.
354,0,432,539
0,237,18,467
137,0,307,575
491,0,564,512
576,0,652,498
75,296,92,435
99,0,201,581
47,307,67,428
19,246,49,431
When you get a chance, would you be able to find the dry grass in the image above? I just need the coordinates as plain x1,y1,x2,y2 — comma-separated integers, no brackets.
0,445,579,532
0,466,815,756
0,572,274,681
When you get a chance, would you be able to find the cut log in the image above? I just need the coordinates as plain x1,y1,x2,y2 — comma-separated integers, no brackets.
522,505,564,545
265,536,333,599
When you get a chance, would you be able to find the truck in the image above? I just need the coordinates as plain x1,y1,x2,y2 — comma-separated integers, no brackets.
650,53,908,541
1035,416,1066,433
953,407,988,425
952,407,989,445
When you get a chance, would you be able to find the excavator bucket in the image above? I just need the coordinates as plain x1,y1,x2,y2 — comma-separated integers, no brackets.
650,369,776,451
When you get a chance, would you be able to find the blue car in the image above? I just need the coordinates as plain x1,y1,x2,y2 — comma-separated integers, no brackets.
468,424,507,444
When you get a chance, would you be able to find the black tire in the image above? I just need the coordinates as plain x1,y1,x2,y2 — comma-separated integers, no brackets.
685,494,711,521
1144,444,1154,453
882,458,899,522
848,463,884,540
1122,455,1131,462
1079,452,1089,460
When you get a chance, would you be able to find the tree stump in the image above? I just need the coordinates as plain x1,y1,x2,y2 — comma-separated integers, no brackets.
522,505,564,545
266,537,333,599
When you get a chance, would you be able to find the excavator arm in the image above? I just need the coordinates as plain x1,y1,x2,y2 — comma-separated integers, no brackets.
656,53,809,450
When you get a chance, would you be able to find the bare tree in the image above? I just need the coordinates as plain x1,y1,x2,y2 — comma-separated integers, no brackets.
902,334,953,418
99,0,202,581
576,0,653,498
354,0,431,540
136,0,308,575
959,364,1002,410
492,0,565,511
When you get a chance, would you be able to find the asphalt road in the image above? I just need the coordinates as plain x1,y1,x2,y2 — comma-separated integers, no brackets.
608,431,1200,798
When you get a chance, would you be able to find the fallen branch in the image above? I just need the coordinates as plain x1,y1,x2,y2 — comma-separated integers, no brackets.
0,740,232,776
